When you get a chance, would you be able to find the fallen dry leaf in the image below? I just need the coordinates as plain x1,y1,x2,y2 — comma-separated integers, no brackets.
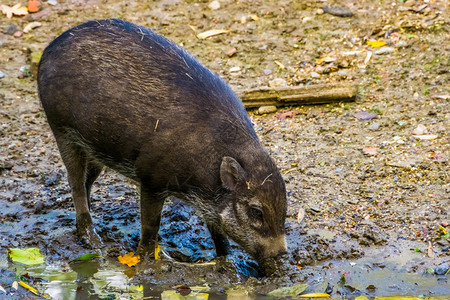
196,29,231,39
427,242,435,259
27,0,41,13
1,3,28,18
23,21,41,33
118,252,140,267
274,111,298,120
362,146,378,156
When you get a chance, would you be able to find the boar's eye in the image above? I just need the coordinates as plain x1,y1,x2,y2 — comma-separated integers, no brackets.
249,206,263,222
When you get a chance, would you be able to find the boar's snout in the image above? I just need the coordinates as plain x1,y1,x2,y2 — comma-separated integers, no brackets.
257,234,287,261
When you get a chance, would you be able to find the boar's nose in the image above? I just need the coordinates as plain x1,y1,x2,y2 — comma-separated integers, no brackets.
261,234,287,259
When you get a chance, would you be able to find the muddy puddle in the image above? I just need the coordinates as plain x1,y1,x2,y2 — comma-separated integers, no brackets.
0,197,448,299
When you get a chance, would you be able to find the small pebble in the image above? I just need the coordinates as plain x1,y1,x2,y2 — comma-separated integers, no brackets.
263,69,272,75
0,71,5,79
48,0,58,5
258,106,277,114
374,47,395,55
310,71,320,78
229,66,241,73
323,6,353,17
369,122,380,130
208,0,220,10
6,24,19,35
434,262,449,275
269,78,287,87
13,31,23,38
337,70,348,78
354,112,378,121
412,124,427,135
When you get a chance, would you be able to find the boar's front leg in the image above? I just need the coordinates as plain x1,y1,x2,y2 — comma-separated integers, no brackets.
208,224,231,257
55,134,103,249
137,187,165,258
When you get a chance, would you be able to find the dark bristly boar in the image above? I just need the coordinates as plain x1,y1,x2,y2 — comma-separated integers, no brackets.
37,19,287,265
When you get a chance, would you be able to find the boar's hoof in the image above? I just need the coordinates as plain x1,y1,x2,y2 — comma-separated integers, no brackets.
77,225,103,249
136,243,156,259
258,257,281,277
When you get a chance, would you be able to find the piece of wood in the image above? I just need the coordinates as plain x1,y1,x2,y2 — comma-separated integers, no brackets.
237,82,357,108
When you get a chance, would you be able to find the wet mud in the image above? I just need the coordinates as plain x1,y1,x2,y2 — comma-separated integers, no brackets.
0,0,449,298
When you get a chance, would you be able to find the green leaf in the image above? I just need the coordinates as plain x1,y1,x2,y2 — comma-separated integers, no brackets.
267,282,309,297
70,253,101,263
7,248,45,265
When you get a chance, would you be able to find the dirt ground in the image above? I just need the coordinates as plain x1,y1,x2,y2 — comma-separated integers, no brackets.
0,0,449,298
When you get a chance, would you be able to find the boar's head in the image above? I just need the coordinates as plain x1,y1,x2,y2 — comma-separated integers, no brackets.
218,156,287,263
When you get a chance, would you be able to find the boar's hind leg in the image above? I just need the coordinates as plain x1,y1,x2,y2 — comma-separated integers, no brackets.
137,187,165,258
208,225,231,257
55,135,103,249
85,162,103,210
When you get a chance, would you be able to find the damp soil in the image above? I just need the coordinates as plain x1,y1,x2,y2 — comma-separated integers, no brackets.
0,0,449,299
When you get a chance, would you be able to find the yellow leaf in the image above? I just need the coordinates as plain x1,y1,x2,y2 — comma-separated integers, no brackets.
438,224,448,234
355,296,369,300
274,61,285,70
18,281,39,296
197,29,231,39
298,293,331,298
155,242,160,260
249,14,259,21
118,252,140,267
367,40,387,48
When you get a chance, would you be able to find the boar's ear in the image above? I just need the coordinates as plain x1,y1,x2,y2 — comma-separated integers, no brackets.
220,156,245,191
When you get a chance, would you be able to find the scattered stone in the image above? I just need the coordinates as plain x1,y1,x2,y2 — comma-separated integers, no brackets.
374,47,395,55
353,112,378,121
208,0,220,10
229,66,241,73
263,69,272,75
0,71,5,79
337,70,348,78
323,6,353,17
434,262,449,275
25,7,50,20
269,78,287,87
48,0,58,5
5,24,19,35
13,31,23,38
369,122,380,131
310,71,320,78
19,65,30,78
412,124,427,135
226,47,236,57
258,106,277,114
362,227,388,245
412,134,438,140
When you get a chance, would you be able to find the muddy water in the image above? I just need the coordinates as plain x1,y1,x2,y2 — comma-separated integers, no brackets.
0,199,448,299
